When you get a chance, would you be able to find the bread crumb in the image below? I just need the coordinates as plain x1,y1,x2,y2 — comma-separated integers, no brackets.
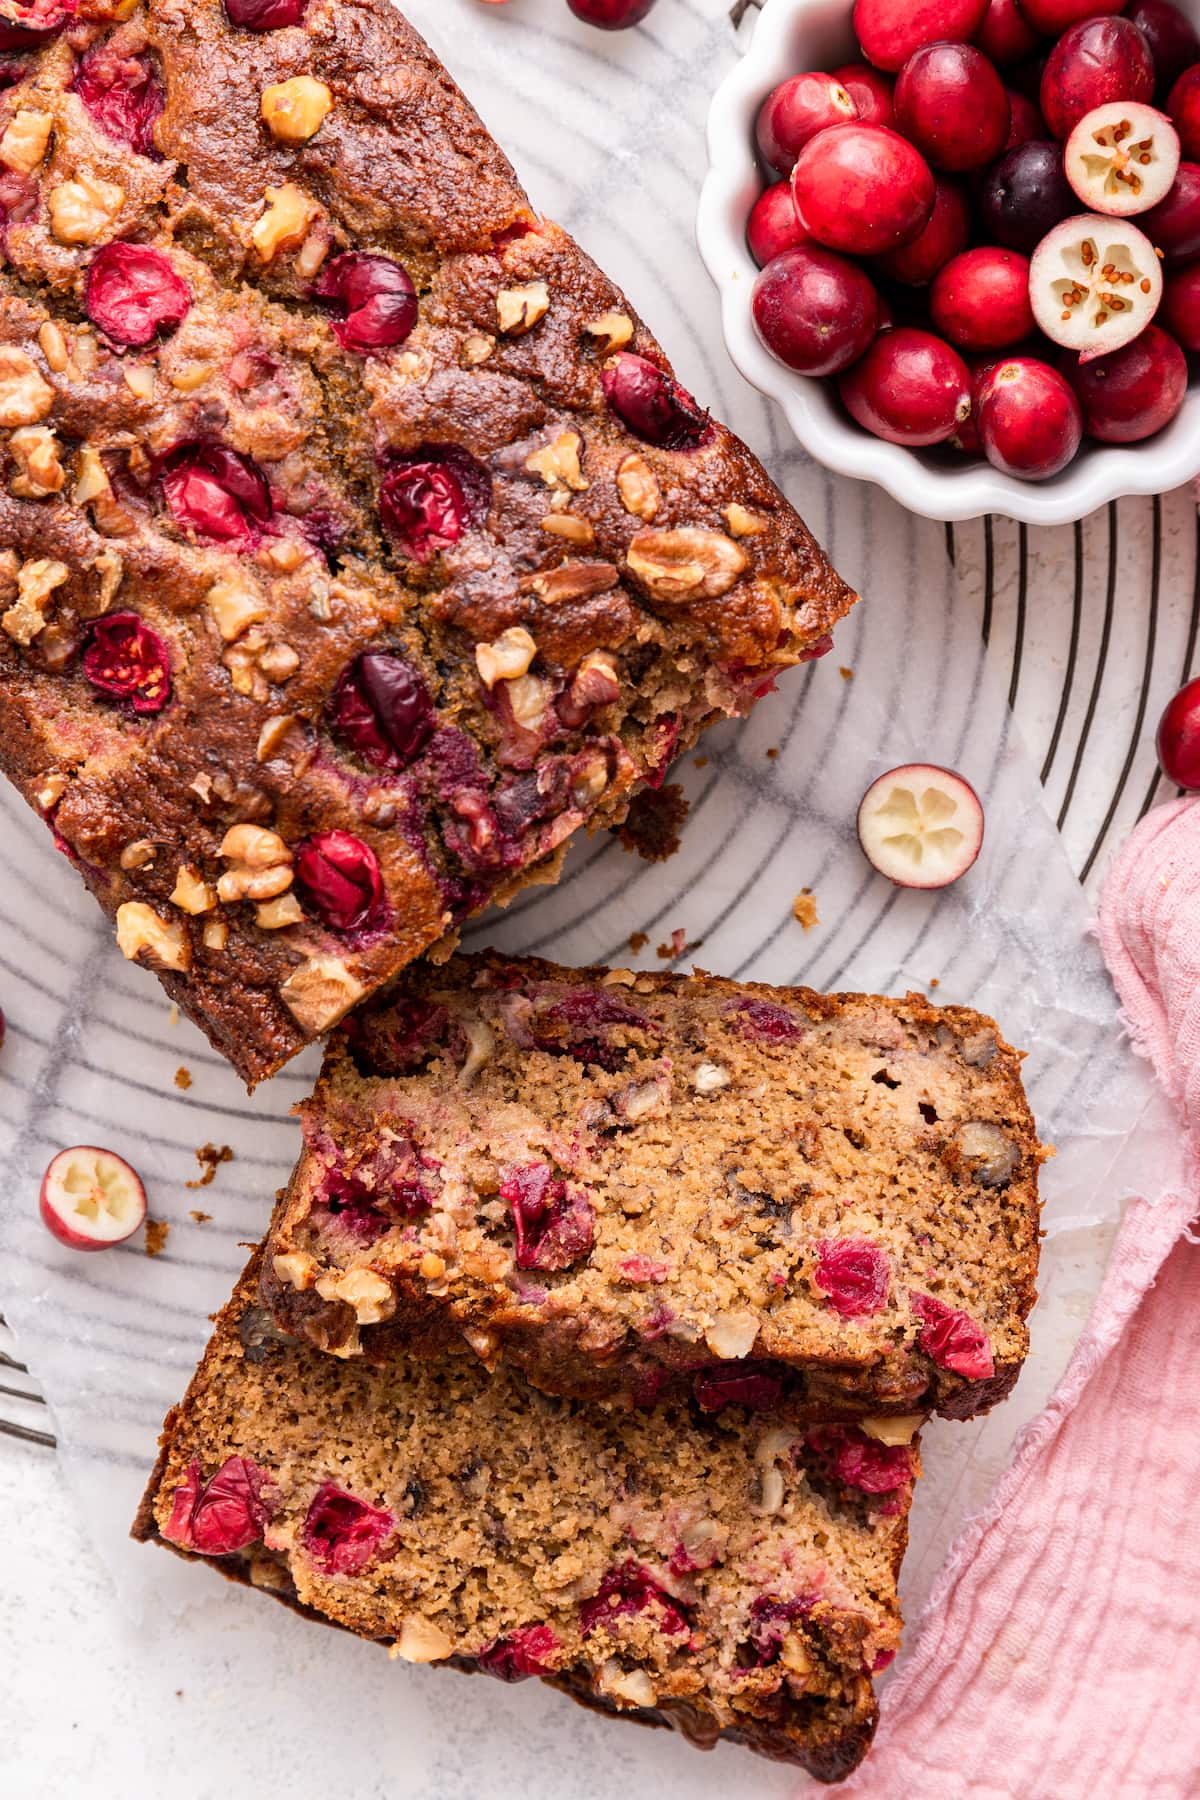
766,746,778,760
839,666,854,680
174,1065,192,1090
144,1218,170,1257
792,889,820,931
657,927,688,960
615,783,688,863
693,754,709,769
187,1142,233,1189
929,977,940,989
189,1209,212,1224
629,931,649,954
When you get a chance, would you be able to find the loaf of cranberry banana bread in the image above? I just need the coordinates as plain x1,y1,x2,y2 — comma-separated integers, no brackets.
259,952,1043,1421
135,1250,918,1781
0,0,856,1085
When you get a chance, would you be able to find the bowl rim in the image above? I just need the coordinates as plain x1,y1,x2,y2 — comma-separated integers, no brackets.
696,0,1200,526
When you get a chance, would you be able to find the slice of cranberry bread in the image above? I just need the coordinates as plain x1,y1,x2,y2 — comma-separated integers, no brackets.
134,1250,918,1781
259,952,1043,1421
0,0,856,1085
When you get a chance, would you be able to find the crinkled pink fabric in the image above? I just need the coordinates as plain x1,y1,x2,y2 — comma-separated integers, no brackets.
838,797,1200,1800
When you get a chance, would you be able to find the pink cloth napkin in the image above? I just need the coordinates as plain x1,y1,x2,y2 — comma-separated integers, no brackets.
838,797,1200,1799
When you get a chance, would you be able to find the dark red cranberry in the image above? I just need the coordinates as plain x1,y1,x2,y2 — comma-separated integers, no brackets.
1158,677,1200,788
756,72,859,176
1162,258,1200,347
1058,325,1188,443
311,252,417,355
477,1624,560,1681
851,0,989,73
894,43,1010,172
378,446,490,561
601,352,711,449
930,247,1033,350
727,996,804,1042
1128,0,1200,95
975,357,1081,478
159,440,272,544
500,1162,595,1272
566,0,657,25
82,612,171,714
831,62,895,129
1003,89,1046,150
84,243,190,348
1142,162,1200,263
312,1133,430,1241
529,987,648,1070
747,180,813,267
0,50,29,86
72,42,163,157
975,0,1041,69
0,0,70,53
343,997,455,1078
302,1483,395,1575
294,831,387,934
693,1362,782,1412
814,1238,890,1317
876,177,970,284
1020,0,1122,26
793,124,935,255
1168,66,1200,161
747,1594,815,1666
164,1456,272,1555
839,327,972,446
1040,17,1154,141
910,1290,994,1378
580,1562,689,1637
224,0,306,27
978,140,1074,253
805,1426,913,1494
328,650,435,771
752,246,879,375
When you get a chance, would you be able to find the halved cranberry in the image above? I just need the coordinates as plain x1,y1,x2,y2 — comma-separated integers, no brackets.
814,1238,890,1317
313,1136,430,1243
693,1362,783,1412
164,1456,273,1555
601,352,711,449
531,986,649,1070
224,0,306,26
477,1623,560,1681
747,1594,815,1666
500,1162,595,1272
159,440,272,544
727,996,804,1042
328,650,435,771
84,243,190,348
910,1290,994,1379
82,612,171,714
302,1483,396,1575
805,1425,914,1494
311,252,418,354
344,997,454,1077
72,43,163,157
580,1562,689,1638
0,0,70,52
293,830,387,934
378,445,490,562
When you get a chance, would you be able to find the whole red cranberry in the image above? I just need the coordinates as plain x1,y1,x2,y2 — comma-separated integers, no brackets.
1127,0,1200,94
71,42,164,157
1018,0,1123,29
693,1363,784,1412
1161,257,1200,347
975,357,1081,478
378,446,490,560
1040,17,1154,140
164,1457,273,1555
327,650,435,770
756,72,858,176
601,352,711,448
930,246,1033,350
1169,65,1200,160
831,62,895,129
84,243,190,347
876,177,970,284
747,180,813,267
224,0,307,27
294,831,387,933
1142,162,1200,263
302,1484,395,1575
566,0,658,25
0,0,69,52
580,1563,689,1637
1157,677,1200,788
82,613,172,714
974,0,1042,68
159,440,272,544
752,246,879,375
851,0,989,74
311,252,417,354
978,140,1074,252
1059,325,1188,443
910,1290,994,1379
500,1162,595,1271
814,1238,890,1316
793,124,935,255
894,43,1010,172
839,326,971,445
477,1625,560,1681
1002,88,1046,149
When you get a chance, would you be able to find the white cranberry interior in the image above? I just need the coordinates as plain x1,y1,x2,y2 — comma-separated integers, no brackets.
857,764,984,888
40,1145,147,1250
1063,103,1181,215
1029,214,1163,356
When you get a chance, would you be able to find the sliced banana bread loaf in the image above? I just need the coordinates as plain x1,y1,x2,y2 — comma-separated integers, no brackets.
259,952,1043,1421
134,1251,918,1781
0,0,855,1085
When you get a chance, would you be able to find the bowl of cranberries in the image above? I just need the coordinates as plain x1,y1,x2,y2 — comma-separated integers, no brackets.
698,0,1200,521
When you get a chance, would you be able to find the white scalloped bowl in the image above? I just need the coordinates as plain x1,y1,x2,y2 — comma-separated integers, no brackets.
697,0,1200,525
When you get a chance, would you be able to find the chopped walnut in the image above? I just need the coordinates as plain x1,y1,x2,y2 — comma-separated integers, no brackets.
119,839,157,871
598,1664,656,1710
525,431,587,491
250,183,320,262
705,1310,759,1360
2,557,68,645
256,713,298,762
205,572,268,642
393,1617,453,1664
861,1413,924,1445
541,513,595,546
37,322,69,374
626,528,748,603
565,649,620,715
9,425,65,498
73,444,112,505
122,363,154,400
692,1061,730,1095
725,502,767,537
505,671,550,730
202,918,228,951
167,358,213,394
496,279,549,335
48,174,125,244
0,347,53,429
115,901,191,973
257,641,299,684
217,823,293,902
280,954,367,1033
260,76,332,145
616,452,660,521
524,561,618,605
475,625,536,689
272,1250,317,1291
256,892,304,929
89,545,124,610
35,772,66,812
585,311,634,354
315,1266,396,1324
0,108,53,174
170,865,217,915
294,224,331,280
460,332,495,367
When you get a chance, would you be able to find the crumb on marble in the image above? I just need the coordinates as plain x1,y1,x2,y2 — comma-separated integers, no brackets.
189,1209,212,1224
839,666,854,680
187,1142,234,1190
144,1218,170,1257
629,931,649,954
792,889,820,931
174,1066,192,1090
